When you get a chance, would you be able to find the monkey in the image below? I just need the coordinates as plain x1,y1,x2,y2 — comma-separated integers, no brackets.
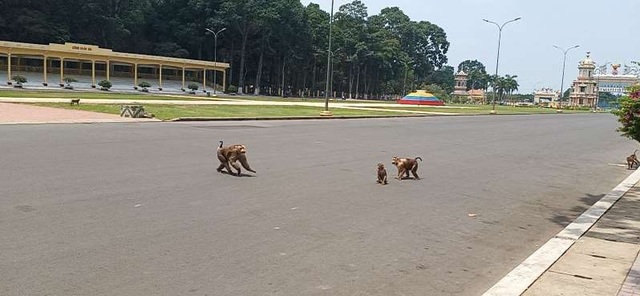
216,141,256,176
70,99,80,106
391,156,422,180
376,163,388,185
627,150,639,170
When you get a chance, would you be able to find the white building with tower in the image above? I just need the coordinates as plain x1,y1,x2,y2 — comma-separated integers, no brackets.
568,53,598,107
594,63,639,96
533,88,559,105
452,70,485,104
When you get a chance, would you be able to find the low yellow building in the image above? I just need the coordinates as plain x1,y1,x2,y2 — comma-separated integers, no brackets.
0,40,229,90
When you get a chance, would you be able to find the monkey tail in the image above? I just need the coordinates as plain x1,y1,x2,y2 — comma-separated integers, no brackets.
415,157,423,162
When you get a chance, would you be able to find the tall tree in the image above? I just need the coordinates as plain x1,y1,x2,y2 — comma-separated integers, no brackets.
458,60,488,90
425,65,455,94
219,0,269,94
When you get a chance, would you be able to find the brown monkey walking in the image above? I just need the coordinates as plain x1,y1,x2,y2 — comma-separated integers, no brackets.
391,156,422,180
377,163,388,185
627,150,639,170
216,141,257,176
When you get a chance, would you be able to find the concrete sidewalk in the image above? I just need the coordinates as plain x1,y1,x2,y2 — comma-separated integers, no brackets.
523,182,640,295
0,102,158,124
485,169,640,295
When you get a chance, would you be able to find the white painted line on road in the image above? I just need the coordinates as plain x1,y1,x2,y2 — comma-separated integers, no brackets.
483,168,640,296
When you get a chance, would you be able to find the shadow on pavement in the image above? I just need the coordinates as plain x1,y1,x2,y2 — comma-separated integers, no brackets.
549,193,605,227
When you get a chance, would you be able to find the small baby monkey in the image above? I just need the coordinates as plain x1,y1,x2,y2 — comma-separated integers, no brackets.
377,163,388,185
627,150,639,170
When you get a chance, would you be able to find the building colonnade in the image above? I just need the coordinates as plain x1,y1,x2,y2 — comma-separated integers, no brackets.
0,41,229,91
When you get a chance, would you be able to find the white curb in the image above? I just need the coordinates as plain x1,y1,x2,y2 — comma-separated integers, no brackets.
483,168,640,296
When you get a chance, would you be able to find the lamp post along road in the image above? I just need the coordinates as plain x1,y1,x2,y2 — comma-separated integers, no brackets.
483,17,521,114
595,62,610,110
321,0,335,116
206,27,227,95
553,44,579,112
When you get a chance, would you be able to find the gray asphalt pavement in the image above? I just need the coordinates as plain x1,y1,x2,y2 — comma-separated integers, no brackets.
0,114,636,296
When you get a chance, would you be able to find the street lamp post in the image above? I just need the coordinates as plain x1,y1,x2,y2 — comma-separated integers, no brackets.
483,17,521,114
321,0,335,116
206,27,227,95
553,45,579,112
329,47,341,99
594,61,610,110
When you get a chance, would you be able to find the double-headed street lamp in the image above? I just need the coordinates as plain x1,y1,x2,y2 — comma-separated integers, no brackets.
553,45,579,110
483,17,521,114
321,0,335,116
205,27,227,95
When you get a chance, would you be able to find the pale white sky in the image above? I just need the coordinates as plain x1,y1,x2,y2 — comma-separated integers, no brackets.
301,0,640,93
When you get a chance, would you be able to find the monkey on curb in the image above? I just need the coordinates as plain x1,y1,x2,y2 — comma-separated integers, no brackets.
376,163,388,185
216,141,256,176
627,150,639,170
391,156,422,180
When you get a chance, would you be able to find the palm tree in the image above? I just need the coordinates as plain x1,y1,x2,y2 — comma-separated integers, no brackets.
493,76,507,103
503,74,519,104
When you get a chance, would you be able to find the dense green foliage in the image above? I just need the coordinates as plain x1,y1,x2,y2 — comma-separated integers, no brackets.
457,59,490,90
0,0,450,98
599,92,619,108
613,84,640,143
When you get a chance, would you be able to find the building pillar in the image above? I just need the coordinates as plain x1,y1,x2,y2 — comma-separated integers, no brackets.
134,63,138,87
182,67,186,90
203,69,207,90
222,69,226,92
158,64,163,90
43,56,48,85
7,53,11,84
106,60,110,81
60,58,64,86
91,60,96,87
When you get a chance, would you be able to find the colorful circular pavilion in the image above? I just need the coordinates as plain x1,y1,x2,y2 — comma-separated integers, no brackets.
397,90,444,106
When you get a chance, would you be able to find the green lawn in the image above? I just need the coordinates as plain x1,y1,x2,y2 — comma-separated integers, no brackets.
27,103,415,120
0,89,395,104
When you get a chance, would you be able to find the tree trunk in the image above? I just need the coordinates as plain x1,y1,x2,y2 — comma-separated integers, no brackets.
348,62,353,99
355,65,360,99
363,64,369,97
311,55,317,98
237,32,248,94
254,51,264,95
281,55,286,97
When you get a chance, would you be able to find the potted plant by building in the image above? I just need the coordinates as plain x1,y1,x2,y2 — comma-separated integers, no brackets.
11,75,27,88
187,82,199,95
138,81,151,92
63,77,78,90
98,80,112,91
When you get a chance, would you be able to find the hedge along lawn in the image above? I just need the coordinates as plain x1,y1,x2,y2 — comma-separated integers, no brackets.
364,104,593,114
26,103,417,120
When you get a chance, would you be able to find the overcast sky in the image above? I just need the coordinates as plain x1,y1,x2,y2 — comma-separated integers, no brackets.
301,0,640,93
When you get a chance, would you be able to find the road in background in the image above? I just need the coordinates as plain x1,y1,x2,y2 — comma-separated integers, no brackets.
0,114,635,295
